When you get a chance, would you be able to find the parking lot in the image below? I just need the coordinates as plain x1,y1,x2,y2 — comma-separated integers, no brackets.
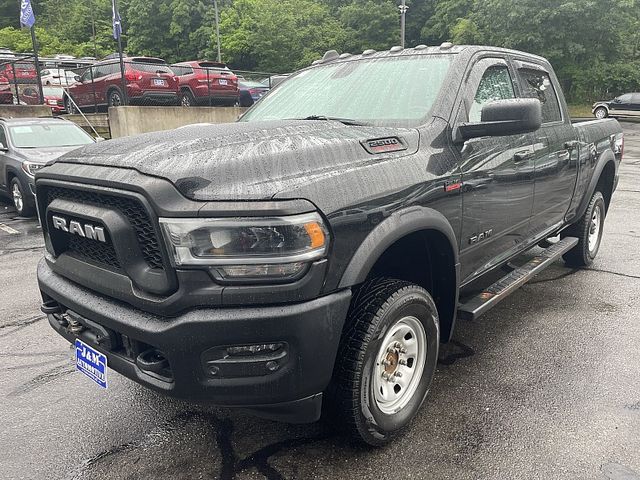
0,122,639,480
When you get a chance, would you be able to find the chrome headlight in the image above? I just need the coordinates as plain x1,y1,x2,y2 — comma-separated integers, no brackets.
21,161,45,177
159,213,329,280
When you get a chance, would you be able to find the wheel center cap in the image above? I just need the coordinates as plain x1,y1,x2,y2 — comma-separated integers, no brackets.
384,351,398,373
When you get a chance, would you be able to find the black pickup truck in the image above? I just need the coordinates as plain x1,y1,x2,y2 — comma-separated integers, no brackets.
35,44,622,446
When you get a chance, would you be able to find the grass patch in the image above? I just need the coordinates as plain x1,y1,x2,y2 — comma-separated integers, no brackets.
568,104,593,118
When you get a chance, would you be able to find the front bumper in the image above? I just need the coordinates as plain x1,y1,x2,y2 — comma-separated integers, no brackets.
38,259,351,422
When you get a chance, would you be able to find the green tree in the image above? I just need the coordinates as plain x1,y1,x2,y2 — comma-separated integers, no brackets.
219,0,345,72
338,0,398,53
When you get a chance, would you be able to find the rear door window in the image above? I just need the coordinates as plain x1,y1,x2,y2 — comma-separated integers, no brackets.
518,69,562,123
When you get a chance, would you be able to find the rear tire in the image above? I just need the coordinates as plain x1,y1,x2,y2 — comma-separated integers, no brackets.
563,191,606,267
107,88,124,108
594,107,608,119
180,90,195,107
326,278,439,446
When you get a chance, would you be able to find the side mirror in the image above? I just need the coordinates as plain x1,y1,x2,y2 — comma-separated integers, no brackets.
74,75,81,82
95,137,105,142
613,97,621,103
454,98,542,143
0,142,8,152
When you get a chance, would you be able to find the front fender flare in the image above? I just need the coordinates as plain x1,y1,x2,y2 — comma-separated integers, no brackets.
338,206,460,289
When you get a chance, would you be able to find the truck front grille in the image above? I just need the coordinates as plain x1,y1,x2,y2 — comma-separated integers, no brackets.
44,186,165,271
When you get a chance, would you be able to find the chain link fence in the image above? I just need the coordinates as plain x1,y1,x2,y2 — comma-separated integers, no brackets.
1,52,285,114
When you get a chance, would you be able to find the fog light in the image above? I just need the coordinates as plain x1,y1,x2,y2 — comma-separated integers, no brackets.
226,343,283,356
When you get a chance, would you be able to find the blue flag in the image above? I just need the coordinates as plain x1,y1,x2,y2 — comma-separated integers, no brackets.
20,0,36,28
112,0,122,40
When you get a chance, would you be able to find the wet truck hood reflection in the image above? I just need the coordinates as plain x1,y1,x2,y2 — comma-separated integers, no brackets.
54,120,420,201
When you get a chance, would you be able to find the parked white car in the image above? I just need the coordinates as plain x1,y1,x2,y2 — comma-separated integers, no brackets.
40,68,77,86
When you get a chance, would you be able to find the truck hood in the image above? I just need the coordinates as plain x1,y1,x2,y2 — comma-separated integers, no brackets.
55,120,420,201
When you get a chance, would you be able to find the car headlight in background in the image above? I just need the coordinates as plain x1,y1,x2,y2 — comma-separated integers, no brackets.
159,212,329,280
21,161,45,177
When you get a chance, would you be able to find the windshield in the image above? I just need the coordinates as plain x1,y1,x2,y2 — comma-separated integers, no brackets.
241,55,452,127
9,123,94,148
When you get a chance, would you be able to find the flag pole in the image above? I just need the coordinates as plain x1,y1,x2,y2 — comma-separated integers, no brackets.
30,26,44,104
113,0,128,105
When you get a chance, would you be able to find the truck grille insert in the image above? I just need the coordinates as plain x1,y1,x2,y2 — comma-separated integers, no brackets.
45,186,165,270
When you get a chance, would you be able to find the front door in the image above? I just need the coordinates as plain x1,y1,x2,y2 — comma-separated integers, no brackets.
453,57,536,283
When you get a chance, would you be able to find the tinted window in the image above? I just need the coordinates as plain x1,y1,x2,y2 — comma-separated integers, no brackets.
128,62,173,74
469,66,515,122
519,69,562,123
241,55,452,127
172,65,193,76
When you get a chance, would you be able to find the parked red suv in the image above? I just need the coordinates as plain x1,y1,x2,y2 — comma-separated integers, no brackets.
171,61,239,106
65,56,179,112
0,61,37,84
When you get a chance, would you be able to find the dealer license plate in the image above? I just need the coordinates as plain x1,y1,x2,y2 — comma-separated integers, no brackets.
75,339,107,388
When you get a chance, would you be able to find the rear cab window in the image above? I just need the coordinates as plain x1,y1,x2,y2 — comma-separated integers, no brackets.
517,67,562,123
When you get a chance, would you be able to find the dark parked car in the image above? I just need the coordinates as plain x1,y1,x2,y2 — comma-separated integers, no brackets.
172,61,239,107
64,56,179,112
22,86,66,114
238,79,269,107
592,92,640,119
0,117,95,216
35,45,622,446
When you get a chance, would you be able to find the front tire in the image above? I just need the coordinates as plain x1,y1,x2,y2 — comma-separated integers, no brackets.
10,177,35,217
563,191,606,267
64,96,79,114
326,278,439,446
594,107,608,119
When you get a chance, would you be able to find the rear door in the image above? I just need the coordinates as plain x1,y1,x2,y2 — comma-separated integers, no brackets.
453,57,536,282
515,63,578,236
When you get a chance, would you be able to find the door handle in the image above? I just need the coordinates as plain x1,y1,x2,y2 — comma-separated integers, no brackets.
513,150,532,163
564,140,579,150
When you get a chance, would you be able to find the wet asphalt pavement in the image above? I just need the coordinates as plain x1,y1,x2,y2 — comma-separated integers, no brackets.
1,123,639,480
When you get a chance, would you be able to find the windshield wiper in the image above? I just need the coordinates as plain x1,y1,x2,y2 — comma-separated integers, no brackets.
296,115,371,126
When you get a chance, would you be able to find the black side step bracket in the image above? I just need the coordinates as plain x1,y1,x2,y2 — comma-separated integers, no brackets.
457,236,579,321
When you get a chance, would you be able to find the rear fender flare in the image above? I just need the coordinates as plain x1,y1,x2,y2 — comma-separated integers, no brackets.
575,148,616,220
